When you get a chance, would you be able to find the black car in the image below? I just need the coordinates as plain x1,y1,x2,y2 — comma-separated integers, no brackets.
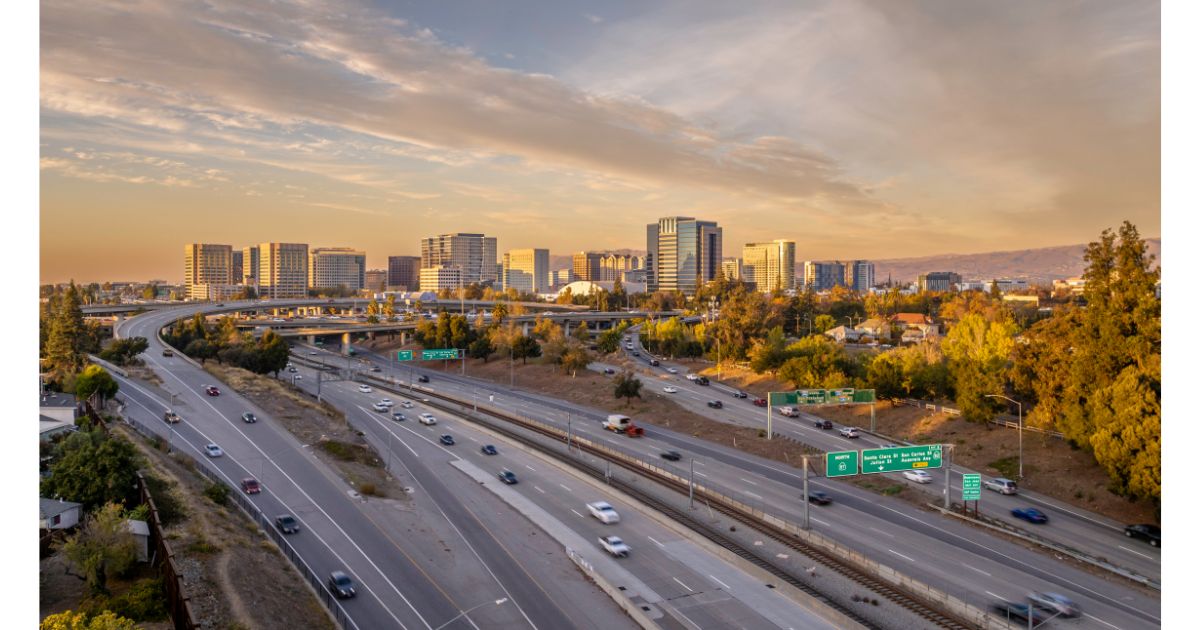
649,359,660,367
439,434,455,446
632,351,640,356
731,391,748,399
1124,523,1160,547
603,368,616,375
807,491,832,505
328,571,356,599
417,375,430,383
369,366,381,372
660,451,682,461
241,412,257,423
707,400,723,409
275,514,300,534
481,444,498,455
498,470,518,484
696,376,710,386
814,419,832,430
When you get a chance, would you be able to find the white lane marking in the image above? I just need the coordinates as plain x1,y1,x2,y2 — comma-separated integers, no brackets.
570,509,584,518
709,575,732,590
526,465,537,471
694,471,709,478
1118,545,1154,560
888,549,915,562
962,563,992,577
112,375,415,630
738,477,759,486
985,591,1005,600
534,486,545,494
672,577,694,592
647,536,664,548
743,491,763,500
869,527,895,539
1084,613,1124,630
811,517,830,527
693,460,706,467
558,484,573,493
355,406,420,457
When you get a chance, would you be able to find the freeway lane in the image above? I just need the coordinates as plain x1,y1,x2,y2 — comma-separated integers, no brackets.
334,344,1160,630
617,332,1162,584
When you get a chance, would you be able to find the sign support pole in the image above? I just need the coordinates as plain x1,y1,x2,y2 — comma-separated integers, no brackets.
802,455,810,530
767,405,773,440
689,458,695,510
870,403,876,433
944,444,953,510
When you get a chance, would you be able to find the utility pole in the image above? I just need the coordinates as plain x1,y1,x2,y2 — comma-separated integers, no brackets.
802,454,810,530
567,413,572,452
689,458,695,509
943,444,953,510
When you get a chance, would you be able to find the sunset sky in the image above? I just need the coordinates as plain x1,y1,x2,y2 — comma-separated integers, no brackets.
39,0,1160,284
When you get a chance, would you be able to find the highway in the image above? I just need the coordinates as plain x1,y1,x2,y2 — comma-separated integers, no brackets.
114,305,635,630
330,342,1162,630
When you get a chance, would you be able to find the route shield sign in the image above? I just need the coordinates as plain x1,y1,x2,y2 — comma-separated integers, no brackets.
962,474,982,501
396,350,413,361
421,348,460,360
861,444,943,474
826,450,859,478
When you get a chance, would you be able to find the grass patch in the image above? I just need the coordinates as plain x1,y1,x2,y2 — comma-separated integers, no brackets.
881,484,904,496
186,539,219,554
317,439,383,467
988,456,1020,480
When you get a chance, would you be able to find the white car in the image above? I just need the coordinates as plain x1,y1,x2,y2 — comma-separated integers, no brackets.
666,367,678,374
418,413,437,426
839,427,860,439
399,400,414,409
598,536,631,558
587,501,620,524
903,470,933,484
358,385,372,393
205,444,224,458
379,399,394,407
372,402,389,412
685,374,699,381
662,386,679,394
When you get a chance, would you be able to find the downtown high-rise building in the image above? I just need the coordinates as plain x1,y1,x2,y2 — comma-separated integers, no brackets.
646,216,722,296
183,243,234,300
572,252,603,282
802,261,846,292
502,248,550,294
387,255,421,291
258,242,308,299
918,271,962,292
308,247,366,290
364,269,388,292
419,265,462,292
573,252,643,282
231,250,243,285
420,233,498,285
721,258,742,282
845,260,876,293
241,245,260,285
742,240,796,293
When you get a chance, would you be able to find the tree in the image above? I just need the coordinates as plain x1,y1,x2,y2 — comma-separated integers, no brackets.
491,302,508,325
940,313,1018,422
45,282,87,377
560,345,592,378
812,314,837,334
98,337,149,366
141,284,158,300
512,335,541,364
1088,361,1160,500
384,294,397,321
75,365,119,404
572,321,591,343
42,430,140,510
256,330,291,377
61,503,138,596
613,371,643,407
748,326,790,376
41,610,137,630
468,336,495,362
778,336,848,388
183,339,215,364
989,280,1002,300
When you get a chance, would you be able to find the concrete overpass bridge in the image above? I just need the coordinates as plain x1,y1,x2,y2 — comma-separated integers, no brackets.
82,297,588,317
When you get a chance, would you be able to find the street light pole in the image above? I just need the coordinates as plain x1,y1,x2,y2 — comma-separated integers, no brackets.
985,394,1024,479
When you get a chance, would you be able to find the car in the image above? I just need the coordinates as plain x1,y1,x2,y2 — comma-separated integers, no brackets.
240,478,261,494
660,451,682,461
662,386,679,394
1011,507,1049,524
287,366,297,373
1028,592,1081,618
379,398,393,407
807,491,832,505
685,373,698,381
418,413,437,425
649,359,660,367
240,412,258,423
984,477,1018,495
372,402,389,412
391,412,407,422
161,348,174,357
275,514,300,534
839,427,860,439
696,377,710,386
204,444,223,457
903,470,933,484
598,535,631,558
439,434,455,445
666,367,679,374
603,368,616,375
399,400,414,408
204,385,220,396
328,571,357,599
369,366,381,372
357,384,372,393
631,351,639,356
731,391,748,399
308,351,317,355
752,397,768,407
587,501,620,524
813,419,833,430
293,374,302,380
163,411,182,424
481,444,498,455
706,400,723,409
498,470,518,484
990,601,1047,625
1124,523,1160,547
417,375,430,383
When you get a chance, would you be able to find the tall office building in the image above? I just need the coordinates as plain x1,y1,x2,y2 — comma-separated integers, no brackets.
600,253,643,281
258,243,308,299
419,266,462,292
241,246,260,285
387,255,421,291
231,251,243,285
183,243,233,300
742,240,796,293
364,269,388,292
308,247,366,290
721,258,742,282
646,217,722,296
917,271,962,292
845,260,875,293
420,233,498,285
572,252,603,282
502,248,550,294
802,261,847,292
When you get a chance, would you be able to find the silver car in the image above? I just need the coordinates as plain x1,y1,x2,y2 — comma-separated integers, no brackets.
985,477,1018,495
1028,592,1080,618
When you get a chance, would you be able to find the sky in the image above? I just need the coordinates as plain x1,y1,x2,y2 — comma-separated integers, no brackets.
39,0,1160,284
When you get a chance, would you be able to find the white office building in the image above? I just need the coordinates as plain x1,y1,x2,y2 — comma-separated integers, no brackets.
309,247,366,290
502,248,550,294
742,240,796,292
420,233,498,285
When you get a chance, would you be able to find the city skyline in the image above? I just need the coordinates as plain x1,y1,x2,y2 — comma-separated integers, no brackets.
40,1,1159,283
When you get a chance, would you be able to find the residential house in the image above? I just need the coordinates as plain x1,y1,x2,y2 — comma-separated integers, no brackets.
40,498,82,530
40,392,79,423
855,317,890,340
824,325,866,343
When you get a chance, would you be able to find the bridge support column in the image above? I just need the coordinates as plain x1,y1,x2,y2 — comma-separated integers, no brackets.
522,322,531,335
307,335,316,345
113,314,124,338
400,331,409,346
342,332,352,355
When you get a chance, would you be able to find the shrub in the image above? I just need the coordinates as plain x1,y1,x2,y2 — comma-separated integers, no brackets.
142,475,186,526
203,482,229,506
358,483,378,496
881,485,904,496
106,578,168,621
988,456,1019,480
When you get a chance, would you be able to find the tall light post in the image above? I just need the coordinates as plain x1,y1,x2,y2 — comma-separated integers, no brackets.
434,598,508,630
985,394,1023,479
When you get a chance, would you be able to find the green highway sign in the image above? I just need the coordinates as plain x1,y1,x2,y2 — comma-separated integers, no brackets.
962,473,982,501
798,389,827,405
826,450,859,478
852,389,876,403
396,350,413,362
768,391,797,406
421,348,460,361
861,444,943,474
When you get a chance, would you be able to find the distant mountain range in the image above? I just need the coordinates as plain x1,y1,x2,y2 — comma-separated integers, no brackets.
868,238,1161,285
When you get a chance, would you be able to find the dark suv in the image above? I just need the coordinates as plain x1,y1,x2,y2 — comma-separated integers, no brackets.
1124,523,1160,547
328,571,356,599
814,419,832,430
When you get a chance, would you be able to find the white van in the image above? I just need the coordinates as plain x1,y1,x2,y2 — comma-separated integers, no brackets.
587,501,620,524
779,406,800,417
603,415,631,433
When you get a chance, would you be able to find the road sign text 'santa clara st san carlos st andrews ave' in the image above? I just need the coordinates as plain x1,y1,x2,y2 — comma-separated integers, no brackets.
420,348,460,361
861,444,943,474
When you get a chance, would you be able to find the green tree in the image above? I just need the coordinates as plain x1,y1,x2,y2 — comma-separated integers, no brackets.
75,365,119,404
491,302,508,325
613,371,643,407
747,326,790,376
940,313,1018,422
141,284,158,300
256,330,291,376
42,430,140,510
384,294,397,321
1087,361,1160,499
468,336,495,362
61,502,138,596
183,339,215,364
45,281,87,377
512,335,541,364
41,610,138,630
777,336,847,388
98,337,148,366
560,344,592,378
572,321,591,343
812,314,837,334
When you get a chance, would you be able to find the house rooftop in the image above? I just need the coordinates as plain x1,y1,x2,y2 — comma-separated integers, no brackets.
40,497,82,519
40,392,77,409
